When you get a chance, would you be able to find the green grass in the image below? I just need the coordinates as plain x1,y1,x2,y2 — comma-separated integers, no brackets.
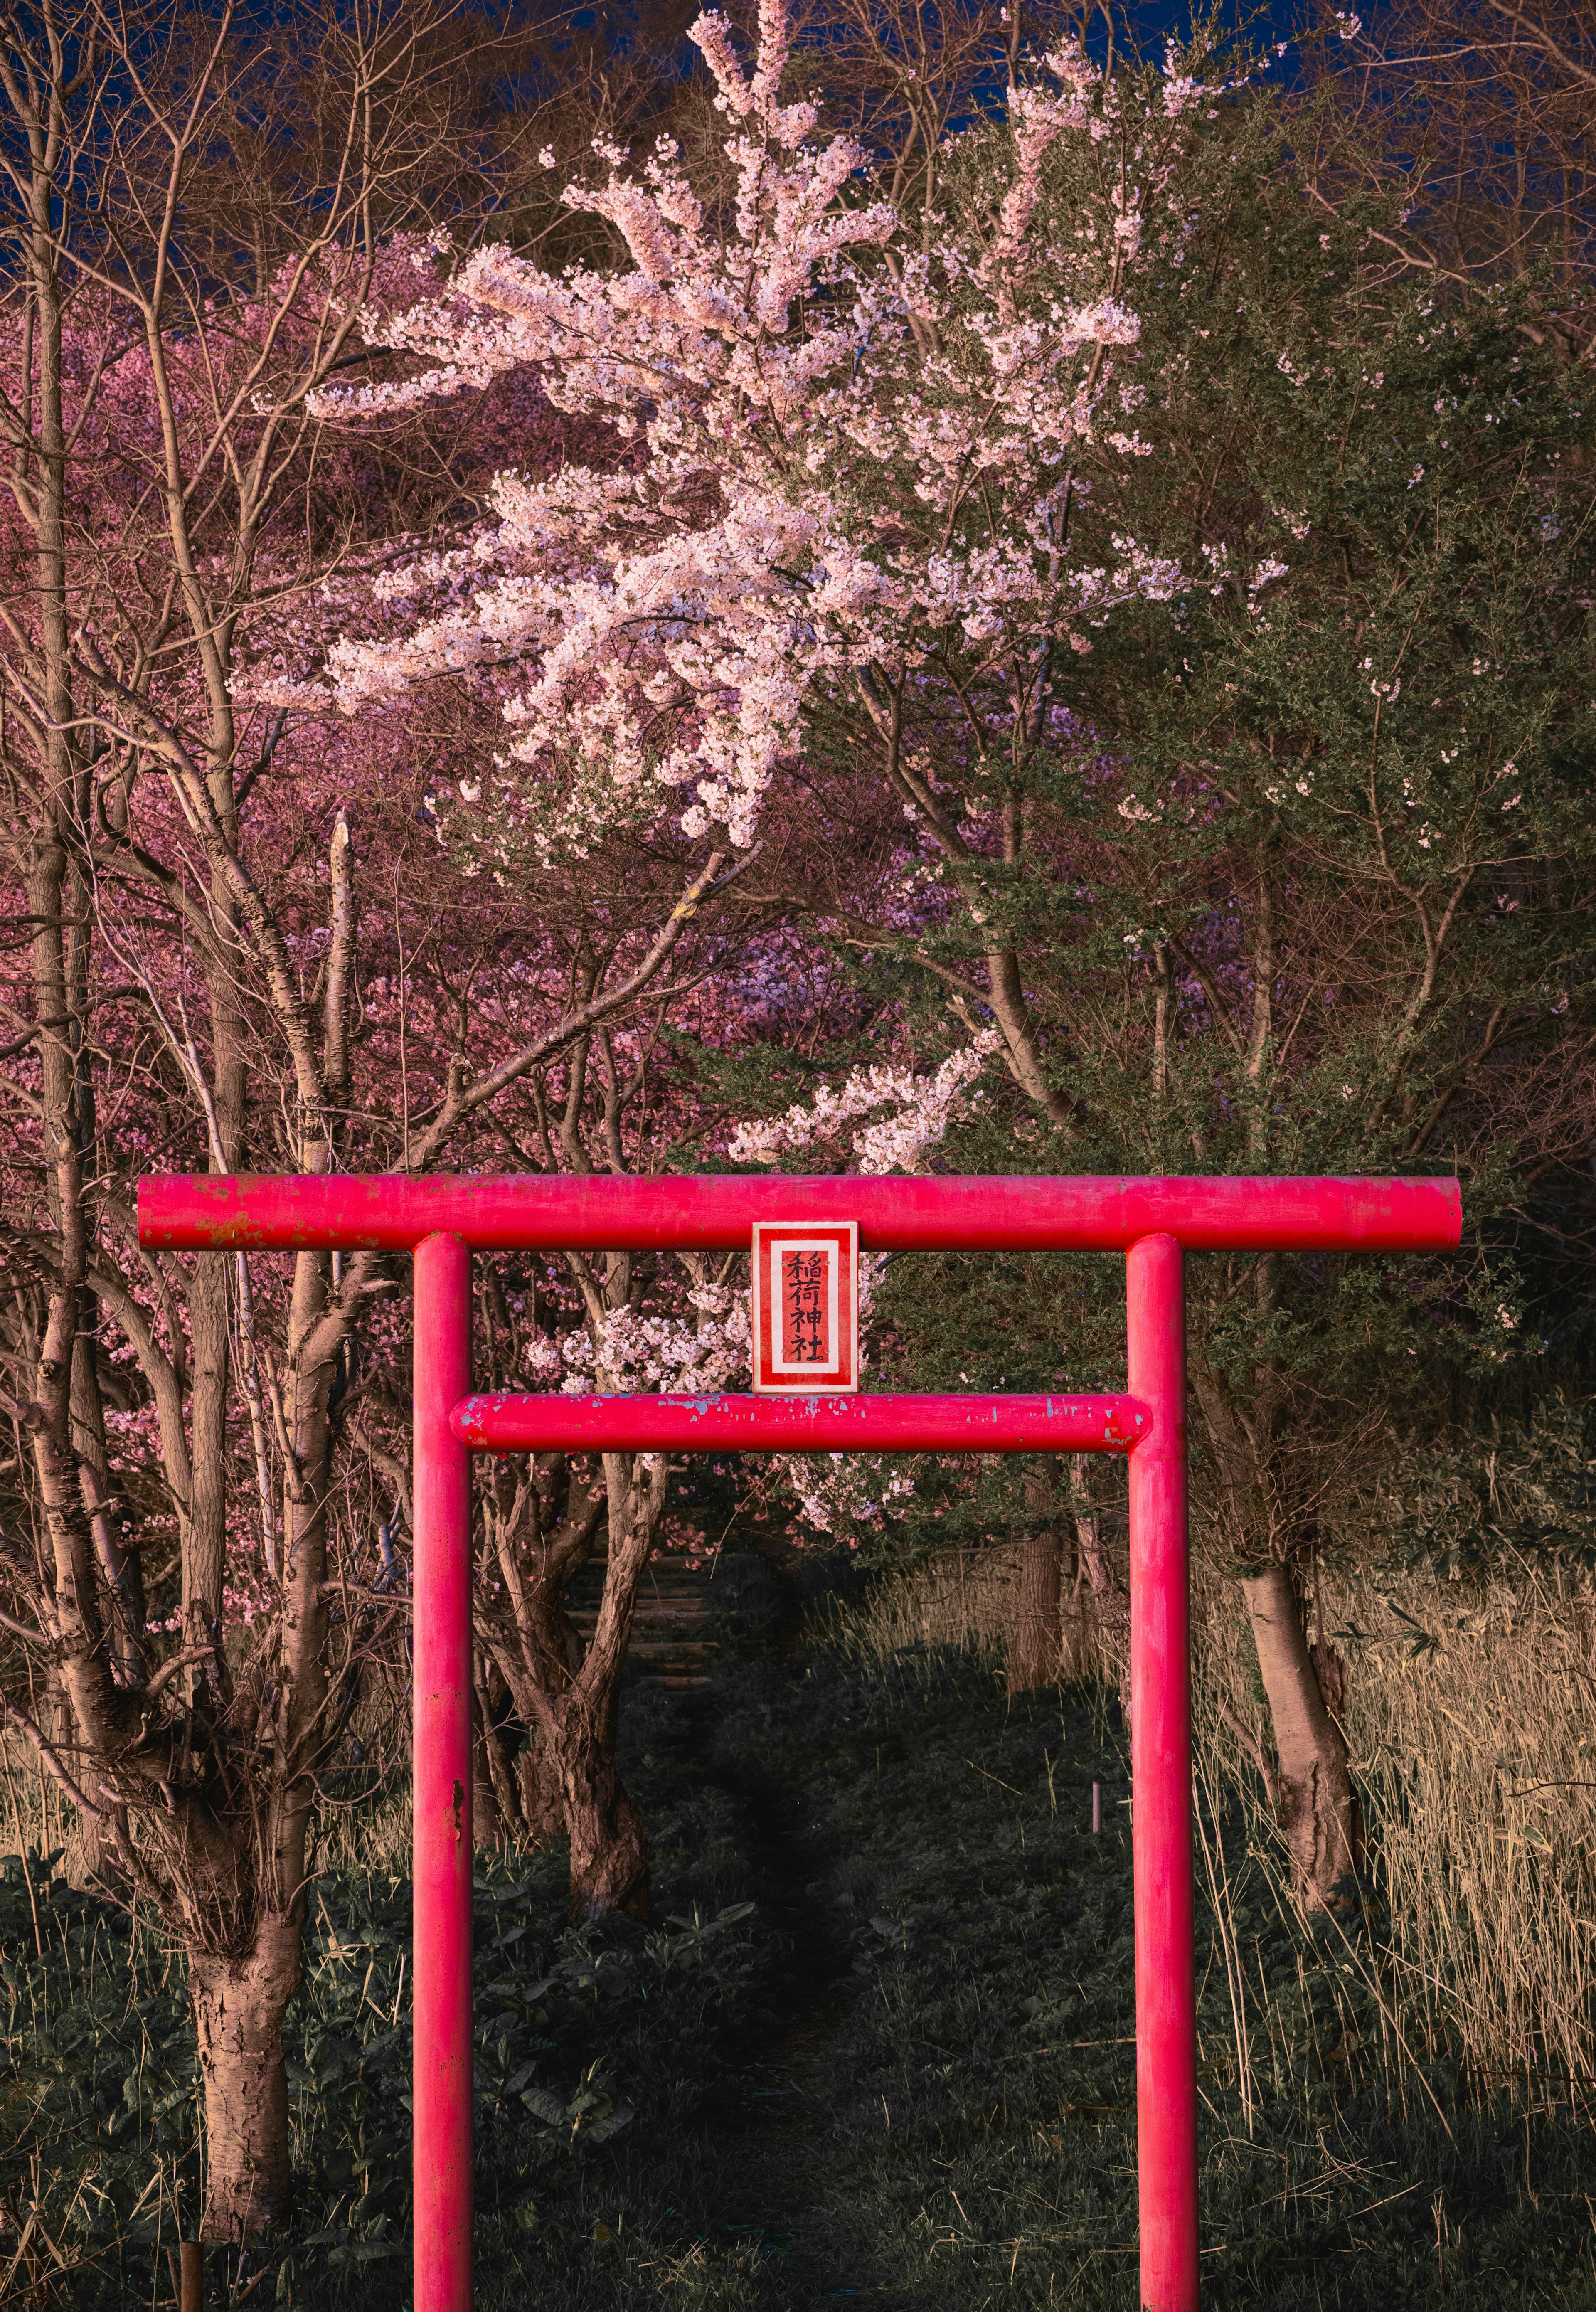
4,1635,1594,2307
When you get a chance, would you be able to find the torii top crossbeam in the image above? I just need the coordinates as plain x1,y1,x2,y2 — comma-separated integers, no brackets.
137,1170,1460,2312
139,1170,1459,1252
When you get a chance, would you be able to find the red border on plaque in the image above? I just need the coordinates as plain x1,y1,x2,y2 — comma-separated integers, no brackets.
751,1220,858,1393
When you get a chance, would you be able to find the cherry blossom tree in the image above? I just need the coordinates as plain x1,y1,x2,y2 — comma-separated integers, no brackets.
272,0,1251,1836
302,0,1241,1116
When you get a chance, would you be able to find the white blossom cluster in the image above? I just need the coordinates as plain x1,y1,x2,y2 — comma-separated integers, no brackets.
307,0,1226,860
724,1028,1005,1531
563,1289,752,1395
522,1283,751,1398
783,1454,917,1537
727,1032,1001,1173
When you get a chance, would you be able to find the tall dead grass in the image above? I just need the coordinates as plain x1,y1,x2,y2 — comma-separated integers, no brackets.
817,1548,1018,1670
817,1532,1126,1689
816,1548,1596,2114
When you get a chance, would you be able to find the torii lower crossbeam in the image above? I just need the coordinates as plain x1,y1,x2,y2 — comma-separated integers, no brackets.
137,1172,1461,2312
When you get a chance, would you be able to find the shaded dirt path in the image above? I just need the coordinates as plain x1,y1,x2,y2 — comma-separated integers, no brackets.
643,1653,921,2308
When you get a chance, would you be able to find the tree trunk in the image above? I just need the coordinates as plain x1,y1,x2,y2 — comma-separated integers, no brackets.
471,1666,506,1852
190,1919,300,2242
547,1692,649,1920
1073,1476,1118,1600
473,1653,546,1852
535,1447,664,1919
1007,1466,1063,1693
1240,1560,1359,1909
185,1259,233,1644
517,1735,567,1849
475,1450,603,1855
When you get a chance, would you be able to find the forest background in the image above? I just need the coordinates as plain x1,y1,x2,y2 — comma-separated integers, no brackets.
0,0,1592,2298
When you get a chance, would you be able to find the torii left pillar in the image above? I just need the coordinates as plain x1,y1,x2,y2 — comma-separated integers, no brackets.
413,1232,473,2312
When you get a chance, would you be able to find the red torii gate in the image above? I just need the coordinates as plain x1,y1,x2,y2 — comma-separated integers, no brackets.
137,1171,1461,2312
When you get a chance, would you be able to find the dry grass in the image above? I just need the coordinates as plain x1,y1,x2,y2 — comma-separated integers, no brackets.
310,1659,415,1876
815,1532,1127,1689
1199,1560,1596,2113
815,1548,1018,1672
310,1781,414,1876
817,1548,1596,2117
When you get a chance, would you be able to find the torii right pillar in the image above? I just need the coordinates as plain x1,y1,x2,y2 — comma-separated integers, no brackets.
1127,1232,1196,2310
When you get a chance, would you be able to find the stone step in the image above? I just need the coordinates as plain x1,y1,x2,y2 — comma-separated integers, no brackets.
564,1558,717,1686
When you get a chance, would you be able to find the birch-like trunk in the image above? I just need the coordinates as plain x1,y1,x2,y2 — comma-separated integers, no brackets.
191,1917,302,2240
1240,1560,1359,1908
